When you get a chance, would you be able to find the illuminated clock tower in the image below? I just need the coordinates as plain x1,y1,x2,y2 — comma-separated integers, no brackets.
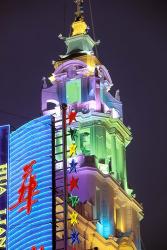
41,1,144,249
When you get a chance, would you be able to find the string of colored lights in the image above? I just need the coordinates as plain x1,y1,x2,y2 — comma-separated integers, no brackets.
68,110,80,249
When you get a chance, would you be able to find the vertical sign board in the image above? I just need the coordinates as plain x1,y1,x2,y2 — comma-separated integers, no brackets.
8,116,54,250
0,125,9,249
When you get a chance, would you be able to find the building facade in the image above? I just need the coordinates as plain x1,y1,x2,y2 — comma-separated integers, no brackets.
6,1,143,250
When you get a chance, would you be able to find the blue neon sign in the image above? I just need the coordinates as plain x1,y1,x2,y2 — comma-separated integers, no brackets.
0,125,9,249
8,116,53,250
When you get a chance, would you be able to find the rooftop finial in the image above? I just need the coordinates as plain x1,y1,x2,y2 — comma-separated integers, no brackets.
71,0,87,36
74,0,84,19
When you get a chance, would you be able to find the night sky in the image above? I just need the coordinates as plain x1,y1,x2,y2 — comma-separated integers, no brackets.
0,0,167,249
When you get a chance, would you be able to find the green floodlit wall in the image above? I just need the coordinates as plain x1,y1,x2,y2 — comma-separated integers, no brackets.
74,116,132,194
66,79,81,104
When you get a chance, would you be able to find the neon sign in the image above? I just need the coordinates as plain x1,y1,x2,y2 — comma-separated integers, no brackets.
8,116,53,250
0,167,7,249
0,125,9,250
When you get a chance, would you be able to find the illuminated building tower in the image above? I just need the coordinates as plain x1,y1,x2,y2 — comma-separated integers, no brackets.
7,1,143,250
41,1,144,250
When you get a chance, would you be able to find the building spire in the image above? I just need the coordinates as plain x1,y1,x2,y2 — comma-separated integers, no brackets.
74,0,84,19
71,0,87,36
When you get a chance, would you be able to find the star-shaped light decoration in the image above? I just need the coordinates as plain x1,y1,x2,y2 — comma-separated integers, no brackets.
69,159,78,174
70,128,77,141
70,211,78,226
69,143,77,157
69,176,79,192
69,110,77,125
71,228,80,245
68,194,80,208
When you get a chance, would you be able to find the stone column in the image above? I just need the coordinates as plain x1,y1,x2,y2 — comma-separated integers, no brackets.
122,146,128,191
110,133,117,179
116,140,128,189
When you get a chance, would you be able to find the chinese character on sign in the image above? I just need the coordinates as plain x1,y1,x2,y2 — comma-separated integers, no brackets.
9,160,39,214
31,246,44,250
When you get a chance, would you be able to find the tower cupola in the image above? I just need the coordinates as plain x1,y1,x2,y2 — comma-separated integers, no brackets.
58,0,100,58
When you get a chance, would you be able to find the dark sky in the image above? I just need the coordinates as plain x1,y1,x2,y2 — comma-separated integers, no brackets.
0,0,167,249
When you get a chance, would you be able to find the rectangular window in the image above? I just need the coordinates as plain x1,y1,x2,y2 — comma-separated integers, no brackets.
80,129,90,155
115,205,124,233
96,187,101,222
66,79,81,104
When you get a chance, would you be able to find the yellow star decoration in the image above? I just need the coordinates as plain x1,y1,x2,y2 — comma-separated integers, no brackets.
69,143,77,157
70,211,78,226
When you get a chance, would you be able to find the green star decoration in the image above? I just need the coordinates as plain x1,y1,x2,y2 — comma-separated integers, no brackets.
68,194,80,207
70,128,77,141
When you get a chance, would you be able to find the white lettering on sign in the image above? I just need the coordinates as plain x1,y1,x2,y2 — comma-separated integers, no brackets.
0,164,7,249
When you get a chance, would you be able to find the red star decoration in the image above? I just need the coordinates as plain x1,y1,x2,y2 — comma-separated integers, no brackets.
69,176,79,192
68,110,77,125
72,247,76,250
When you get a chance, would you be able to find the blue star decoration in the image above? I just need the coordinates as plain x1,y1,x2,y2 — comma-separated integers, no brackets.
71,229,80,245
69,159,78,174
